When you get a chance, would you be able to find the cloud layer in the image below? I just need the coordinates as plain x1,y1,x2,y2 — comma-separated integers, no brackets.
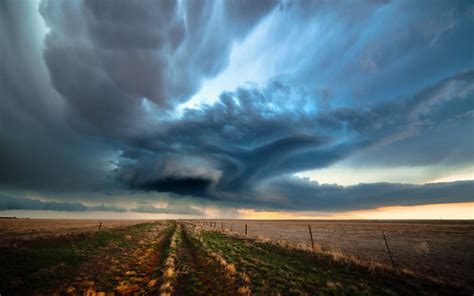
0,194,125,212
131,202,204,216
0,0,472,214
114,71,474,209
39,0,277,136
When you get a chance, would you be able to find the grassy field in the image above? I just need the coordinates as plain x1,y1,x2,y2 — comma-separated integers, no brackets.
0,219,470,295
191,219,474,288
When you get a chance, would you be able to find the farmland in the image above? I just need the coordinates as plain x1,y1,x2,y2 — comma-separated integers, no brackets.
0,219,471,295
194,219,474,289
0,219,151,247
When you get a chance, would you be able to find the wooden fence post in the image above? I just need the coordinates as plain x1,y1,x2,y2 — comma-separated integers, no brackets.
308,225,314,250
382,231,396,268
230,224,233,232
221,222,223,230
245,224,248,235
98,222,102,231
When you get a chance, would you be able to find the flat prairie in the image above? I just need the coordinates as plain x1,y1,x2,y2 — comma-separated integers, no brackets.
0,219,472,295
0,219,151,246
196,219,474,289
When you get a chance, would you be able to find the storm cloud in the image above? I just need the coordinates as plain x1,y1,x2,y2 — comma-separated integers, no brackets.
257,178,474,211
130,202,204,216
0,0,472,214
39,0,277,136
0,194,126,212
0,0,113,192
114,71,474,209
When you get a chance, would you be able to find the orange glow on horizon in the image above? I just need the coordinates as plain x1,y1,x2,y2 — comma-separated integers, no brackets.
237,202,474,220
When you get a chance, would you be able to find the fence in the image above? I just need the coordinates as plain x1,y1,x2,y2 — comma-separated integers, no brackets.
188,219,474,287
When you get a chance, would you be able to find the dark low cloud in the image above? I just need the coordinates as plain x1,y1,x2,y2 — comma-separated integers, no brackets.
0,194,126,212
0,1,113,193
39,0,277,136
257,177,474,211
87,205,127,213
114,71,474,210
128,176,214,198
130,203,204,216
0,0,472,213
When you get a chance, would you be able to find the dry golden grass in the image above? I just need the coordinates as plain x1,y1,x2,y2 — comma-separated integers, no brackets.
225,263,237,275
237,286,251,295
0,219,151,241
191,219,474,287
160,224,179,296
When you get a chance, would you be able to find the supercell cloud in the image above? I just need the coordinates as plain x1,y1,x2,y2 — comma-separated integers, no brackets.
0,0,473,214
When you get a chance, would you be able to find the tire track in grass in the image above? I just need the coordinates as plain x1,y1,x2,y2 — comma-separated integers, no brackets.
58,222,175,295
0,222,161,295
199,230,468,296
158,221,179,296
114,222,176,295
174,223,239,296
186,223,252,295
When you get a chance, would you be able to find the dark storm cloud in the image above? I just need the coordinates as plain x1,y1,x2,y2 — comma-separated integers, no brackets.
129,176,214,198
0,0,472,213
0,0,276,192
0,194,126,212
115,71,474,210
257,178,474,211
130,202,204,216
0,0,112,192
39,0,278,136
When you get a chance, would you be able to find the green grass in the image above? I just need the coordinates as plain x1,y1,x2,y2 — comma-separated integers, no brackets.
145,221,177,294
1,222,466,296
174,225,239,296
199,230,460,296
0,222,158,294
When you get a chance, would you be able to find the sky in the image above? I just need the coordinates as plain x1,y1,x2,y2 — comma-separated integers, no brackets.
0,0,473,219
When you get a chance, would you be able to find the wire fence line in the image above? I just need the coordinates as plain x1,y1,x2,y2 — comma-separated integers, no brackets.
187,219,474,287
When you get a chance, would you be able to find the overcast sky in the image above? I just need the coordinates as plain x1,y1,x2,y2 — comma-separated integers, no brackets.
0,0,473,218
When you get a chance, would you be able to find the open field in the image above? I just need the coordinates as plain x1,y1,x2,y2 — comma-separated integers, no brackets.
0,219,471,295
0,219,152,247
194,219,474,289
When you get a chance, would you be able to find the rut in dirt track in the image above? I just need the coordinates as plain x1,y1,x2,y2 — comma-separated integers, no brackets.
174,225,238,296
57,223,173,295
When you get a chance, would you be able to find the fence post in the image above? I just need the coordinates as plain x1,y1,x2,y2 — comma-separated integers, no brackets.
221,222,223,230
230,224,233,232
245,224,248,235
308,225,314,250
382,231,396,268
98,222,102,231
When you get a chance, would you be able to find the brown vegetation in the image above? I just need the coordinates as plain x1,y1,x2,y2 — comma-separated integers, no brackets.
0,219,471,295
194,219,474,289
